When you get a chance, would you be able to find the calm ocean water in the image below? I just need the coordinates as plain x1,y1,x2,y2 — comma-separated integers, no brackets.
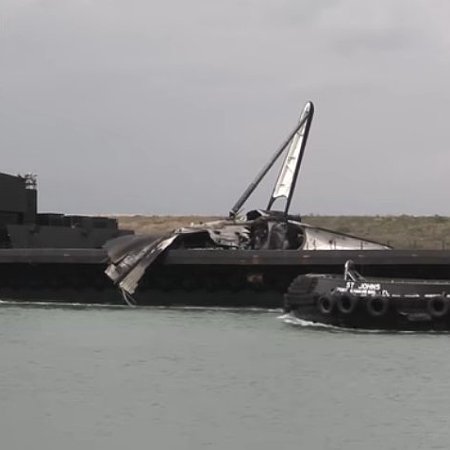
1,302,450,450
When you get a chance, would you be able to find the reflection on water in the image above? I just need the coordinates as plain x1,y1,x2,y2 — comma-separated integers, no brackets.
1,303,450,450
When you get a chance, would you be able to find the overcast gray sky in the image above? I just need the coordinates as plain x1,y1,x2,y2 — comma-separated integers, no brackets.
2,0,450,216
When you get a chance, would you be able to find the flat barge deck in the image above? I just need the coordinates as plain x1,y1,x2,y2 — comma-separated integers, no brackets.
3,248,450,267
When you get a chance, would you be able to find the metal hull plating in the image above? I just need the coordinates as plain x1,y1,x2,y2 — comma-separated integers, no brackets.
3,249,450,308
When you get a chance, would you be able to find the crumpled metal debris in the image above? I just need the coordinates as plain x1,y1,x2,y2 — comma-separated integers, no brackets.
104,221,251,295
104,213,390,297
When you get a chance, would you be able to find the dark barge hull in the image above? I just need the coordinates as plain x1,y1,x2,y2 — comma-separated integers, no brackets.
3,248,450,307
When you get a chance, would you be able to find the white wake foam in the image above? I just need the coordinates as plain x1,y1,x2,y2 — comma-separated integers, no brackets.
277,312,427,334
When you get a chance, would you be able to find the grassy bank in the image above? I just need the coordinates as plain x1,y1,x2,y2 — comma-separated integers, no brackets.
115,215,450,250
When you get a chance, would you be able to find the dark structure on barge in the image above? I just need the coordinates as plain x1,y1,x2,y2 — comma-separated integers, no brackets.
0,171,131,303
0,172,130,249
3,101,450,320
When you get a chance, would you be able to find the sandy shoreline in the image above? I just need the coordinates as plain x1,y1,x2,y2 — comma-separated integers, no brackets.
113,214,450,250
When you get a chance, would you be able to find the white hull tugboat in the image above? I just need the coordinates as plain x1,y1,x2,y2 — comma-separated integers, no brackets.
284,261,450,331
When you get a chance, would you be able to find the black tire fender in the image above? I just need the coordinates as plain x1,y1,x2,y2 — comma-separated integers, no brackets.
427,296,450,318
317,294,336,315
336,292,359,314
366,296,390,317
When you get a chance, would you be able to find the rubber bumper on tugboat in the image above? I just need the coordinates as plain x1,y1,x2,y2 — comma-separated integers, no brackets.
335,292,359,314
317,294,336,315
427,296,450,318
366,296,390,317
